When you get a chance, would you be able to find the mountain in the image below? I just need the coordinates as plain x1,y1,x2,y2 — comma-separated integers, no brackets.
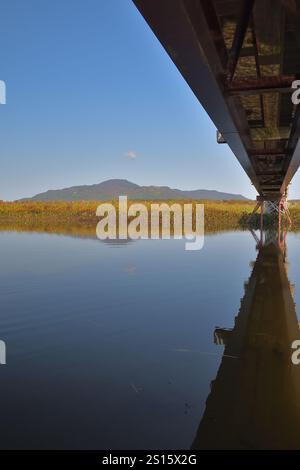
21,179,248,201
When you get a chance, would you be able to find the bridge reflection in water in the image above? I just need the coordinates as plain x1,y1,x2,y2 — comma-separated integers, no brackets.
193,228,300,450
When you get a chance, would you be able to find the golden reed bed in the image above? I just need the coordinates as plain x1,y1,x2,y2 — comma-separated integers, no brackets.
0,200,299,234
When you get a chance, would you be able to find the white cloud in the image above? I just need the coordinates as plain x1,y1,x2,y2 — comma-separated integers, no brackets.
124,150,138,159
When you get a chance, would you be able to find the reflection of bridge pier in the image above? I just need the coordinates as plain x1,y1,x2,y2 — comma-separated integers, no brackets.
192,235,300,449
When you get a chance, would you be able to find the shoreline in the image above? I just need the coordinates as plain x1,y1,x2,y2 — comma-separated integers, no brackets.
0,200,298,232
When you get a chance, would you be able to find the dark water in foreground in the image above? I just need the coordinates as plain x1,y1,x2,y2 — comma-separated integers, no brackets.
1,229,300,449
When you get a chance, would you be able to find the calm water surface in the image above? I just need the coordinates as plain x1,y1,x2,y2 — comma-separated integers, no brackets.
1,229,300,449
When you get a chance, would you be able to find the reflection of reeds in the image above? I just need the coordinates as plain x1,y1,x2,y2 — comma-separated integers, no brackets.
0,200,299,237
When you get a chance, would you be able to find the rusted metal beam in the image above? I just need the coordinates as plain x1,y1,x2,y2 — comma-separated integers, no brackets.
257,173,283,177
227,0,256,82
198,0,228,70
227,76,296,96
280,0,300,16
250,15,265,127
261,185,281,189
257,194,282,201
281,103,300,192
249,150,286,156
259,179,283,185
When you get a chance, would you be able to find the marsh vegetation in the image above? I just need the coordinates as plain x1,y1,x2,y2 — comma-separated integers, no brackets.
0,200,298,235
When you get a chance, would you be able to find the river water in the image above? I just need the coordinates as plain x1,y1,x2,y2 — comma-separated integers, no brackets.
1,228,300,449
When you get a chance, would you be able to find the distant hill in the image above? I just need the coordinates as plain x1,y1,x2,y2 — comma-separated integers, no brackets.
21,179,248,201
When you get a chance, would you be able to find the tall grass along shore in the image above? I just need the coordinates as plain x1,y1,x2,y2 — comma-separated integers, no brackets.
0,200,298,235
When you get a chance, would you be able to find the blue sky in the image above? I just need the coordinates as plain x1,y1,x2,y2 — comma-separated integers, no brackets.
0,0,299,201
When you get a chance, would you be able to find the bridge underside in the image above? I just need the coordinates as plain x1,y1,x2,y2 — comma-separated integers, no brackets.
133,0,300,200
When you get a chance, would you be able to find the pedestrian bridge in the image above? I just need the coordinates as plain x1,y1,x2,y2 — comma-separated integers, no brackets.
133,0,300,202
